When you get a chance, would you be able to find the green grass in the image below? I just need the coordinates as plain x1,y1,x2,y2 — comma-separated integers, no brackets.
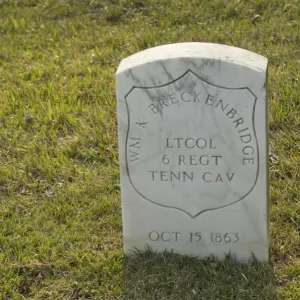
0,0,299,299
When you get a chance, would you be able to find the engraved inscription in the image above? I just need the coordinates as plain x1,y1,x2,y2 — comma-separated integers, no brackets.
129,137,141,162
125,70,259,217
149,170,194,182
136,119,147,129
149,231,181,242
148,231,241,244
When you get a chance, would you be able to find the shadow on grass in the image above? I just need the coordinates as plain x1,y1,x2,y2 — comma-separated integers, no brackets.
122,249,277,300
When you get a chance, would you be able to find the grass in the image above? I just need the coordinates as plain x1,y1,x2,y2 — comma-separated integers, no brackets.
0,0,299,299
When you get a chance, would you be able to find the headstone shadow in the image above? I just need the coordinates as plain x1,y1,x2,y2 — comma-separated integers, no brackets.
121,249,278,299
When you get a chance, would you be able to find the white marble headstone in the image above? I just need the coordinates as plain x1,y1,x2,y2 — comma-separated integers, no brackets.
116,43,269,263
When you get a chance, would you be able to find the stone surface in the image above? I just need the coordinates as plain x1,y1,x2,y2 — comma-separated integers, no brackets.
116,43,269,263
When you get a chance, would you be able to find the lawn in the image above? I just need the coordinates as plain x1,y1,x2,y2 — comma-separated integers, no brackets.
0,0,299,299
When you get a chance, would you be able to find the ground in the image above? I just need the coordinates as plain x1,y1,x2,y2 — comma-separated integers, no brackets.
0,0,299,299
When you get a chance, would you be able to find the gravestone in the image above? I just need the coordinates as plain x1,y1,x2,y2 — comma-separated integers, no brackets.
116,43,269,263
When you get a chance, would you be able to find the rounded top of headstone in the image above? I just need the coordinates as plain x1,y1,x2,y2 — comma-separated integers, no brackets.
117,43,267,74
